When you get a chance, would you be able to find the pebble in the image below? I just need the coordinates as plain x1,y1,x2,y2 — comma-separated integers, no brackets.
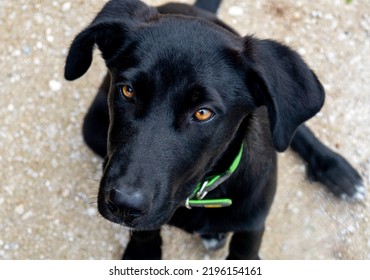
311,11,323,18
22,211,33,220
86,207,96,217
66,232,75,242
51,158,58,168
46,35,55,43
298,47,306,55
228,6,243,16
47,124,58,139
326,52,336,63
36,41,43,49
62,2,71,12
61,189,70,197
4,243,19,250
34,13,43,24
296,191,303,198
13,49,21,57
22,46,32,55
347,225,356,234
49,79,62,91
15,204,25,215
288,203,300,214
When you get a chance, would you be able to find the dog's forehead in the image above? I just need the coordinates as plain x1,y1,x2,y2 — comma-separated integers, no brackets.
115,16,242,91
132,16,240,65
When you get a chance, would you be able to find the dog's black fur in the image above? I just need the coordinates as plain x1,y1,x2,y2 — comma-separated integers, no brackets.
65,0,364,259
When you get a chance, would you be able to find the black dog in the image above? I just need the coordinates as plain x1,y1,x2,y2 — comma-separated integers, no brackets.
65,0,364,259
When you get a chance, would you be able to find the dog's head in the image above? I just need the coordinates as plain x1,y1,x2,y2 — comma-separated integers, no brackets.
65,0,324,230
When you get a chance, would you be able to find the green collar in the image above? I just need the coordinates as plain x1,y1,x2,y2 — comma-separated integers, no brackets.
185,144,244,209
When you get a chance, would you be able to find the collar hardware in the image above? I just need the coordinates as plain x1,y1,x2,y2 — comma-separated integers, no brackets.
196,180,210,200
185,144,244,209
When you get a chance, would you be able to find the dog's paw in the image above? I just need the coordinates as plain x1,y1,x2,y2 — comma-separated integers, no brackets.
200,233,228,251
307,149,365,201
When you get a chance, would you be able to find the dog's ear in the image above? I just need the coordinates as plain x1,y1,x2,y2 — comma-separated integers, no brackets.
64,0,157,81
242,36,325,152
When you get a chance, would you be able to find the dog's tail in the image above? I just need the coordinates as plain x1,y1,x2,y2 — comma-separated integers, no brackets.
194,0,222,14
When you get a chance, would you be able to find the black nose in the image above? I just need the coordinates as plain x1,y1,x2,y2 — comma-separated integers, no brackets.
105,188,148,221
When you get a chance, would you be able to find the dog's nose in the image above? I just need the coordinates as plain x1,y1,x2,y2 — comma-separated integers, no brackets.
105,188,148,220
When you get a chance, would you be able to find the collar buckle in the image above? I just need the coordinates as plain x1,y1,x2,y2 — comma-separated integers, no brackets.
184,144,244,209
196,180,209,200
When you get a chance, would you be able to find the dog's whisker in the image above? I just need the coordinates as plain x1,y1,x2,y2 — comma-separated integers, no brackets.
88,200,98,206
85,177,101,183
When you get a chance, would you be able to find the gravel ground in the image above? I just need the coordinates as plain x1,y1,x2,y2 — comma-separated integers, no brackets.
0,0,369,260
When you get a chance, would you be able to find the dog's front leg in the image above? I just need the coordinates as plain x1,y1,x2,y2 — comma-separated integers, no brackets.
122,229,162,260
226,229,264,260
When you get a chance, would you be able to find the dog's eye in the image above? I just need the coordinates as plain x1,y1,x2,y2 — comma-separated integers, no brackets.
121,84,135,100
194,108,214,122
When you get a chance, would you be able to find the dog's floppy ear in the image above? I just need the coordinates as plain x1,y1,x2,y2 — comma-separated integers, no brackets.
64,0,157,81
242,36,325,152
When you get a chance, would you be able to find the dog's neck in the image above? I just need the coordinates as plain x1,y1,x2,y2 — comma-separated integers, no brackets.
185,143,244,208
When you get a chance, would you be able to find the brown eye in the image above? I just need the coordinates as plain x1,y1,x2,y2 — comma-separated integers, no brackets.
121,84,135,100
194,108,214,122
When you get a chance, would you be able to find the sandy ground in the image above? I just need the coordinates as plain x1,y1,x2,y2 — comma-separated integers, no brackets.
0,0,369,260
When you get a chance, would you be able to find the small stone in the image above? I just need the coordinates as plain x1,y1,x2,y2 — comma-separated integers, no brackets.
347,225,356,234
294,12,301,19
311,11,323,18
13,49,21,56
4,243,19,250
46,35,54,43
86,207,96,217
62,189,70,197
49,79,61,91
15,204,25,215
21,211,33,220
68,233,74,242
36,41,43,49
10,243,19,250
7,104,14,112
51,158,58,168
62,2,71,12
298,47,306,55
22,46,32,55
326,52,336,63
228,6,243,16
34,13,43,24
